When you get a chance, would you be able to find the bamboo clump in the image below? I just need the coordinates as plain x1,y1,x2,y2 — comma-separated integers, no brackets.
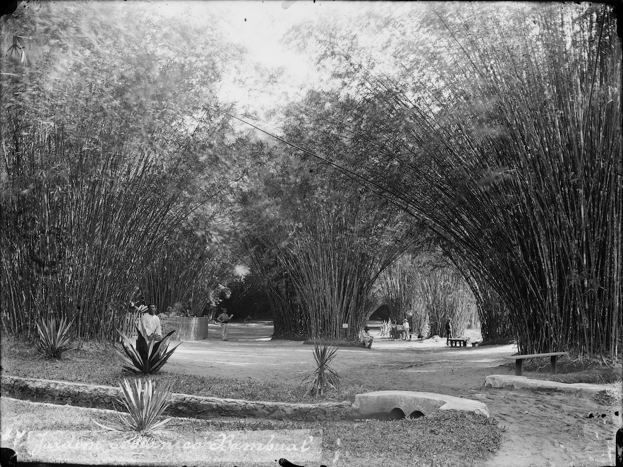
300,4,621,358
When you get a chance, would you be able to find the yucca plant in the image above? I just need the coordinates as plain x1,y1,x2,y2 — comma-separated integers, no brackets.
117,325,181,374
94,378,172,434
304,342,340,397
379,319,393,337
35,316,75,359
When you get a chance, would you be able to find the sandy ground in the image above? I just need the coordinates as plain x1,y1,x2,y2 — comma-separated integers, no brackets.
164,322,621,467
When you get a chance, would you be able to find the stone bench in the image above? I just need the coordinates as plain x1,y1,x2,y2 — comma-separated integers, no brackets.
448,338,468,347
504,351,567,376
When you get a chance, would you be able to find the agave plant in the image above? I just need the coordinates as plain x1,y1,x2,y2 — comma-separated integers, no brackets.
304,342,340,397
94,378,172,434
117,325,181,374
35,316,75,359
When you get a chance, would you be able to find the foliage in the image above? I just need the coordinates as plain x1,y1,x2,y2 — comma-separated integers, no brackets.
0,3,247,340
35,317,74,359
378,252,475,338
282,3,622,358
379,319,392,338
142,217,237,317
281,194,420,340
244,236,309,339
412,255,475,337
241,140,428,339
463,274,513,342
377,255,421,324
94,378,172,434
117,326,181,375
304,342,340,397
2,334,366,403
219,274,273,321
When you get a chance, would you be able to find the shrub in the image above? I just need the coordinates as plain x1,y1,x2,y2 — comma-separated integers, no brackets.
94,378,172,434
35,317,74,359
379,319,392,337
117,326,181,374
304,342,340,396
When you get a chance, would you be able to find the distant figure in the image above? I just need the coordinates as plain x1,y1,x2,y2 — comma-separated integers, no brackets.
217,309,233,341
361,326,374,349
402,318,410,340
446,319,453,345
140,304,163,341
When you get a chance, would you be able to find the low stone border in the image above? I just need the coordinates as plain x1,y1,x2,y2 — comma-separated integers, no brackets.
2,375,492,423
485,374,618,399
0,375,352,422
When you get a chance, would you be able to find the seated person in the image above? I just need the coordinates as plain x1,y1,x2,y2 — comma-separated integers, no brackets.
361,326,374,349
140,304,163,341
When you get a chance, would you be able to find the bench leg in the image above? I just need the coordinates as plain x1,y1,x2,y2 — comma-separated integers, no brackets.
550,356,557,374
515,359,523,376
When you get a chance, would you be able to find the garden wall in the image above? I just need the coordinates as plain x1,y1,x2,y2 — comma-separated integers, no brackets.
0,375,353,422
120,313,209,340
160,316,209,341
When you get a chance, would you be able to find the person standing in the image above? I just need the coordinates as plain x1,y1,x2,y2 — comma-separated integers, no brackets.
216,309,233,341
402,318,410,340
445,319,453,346
140,304,163,341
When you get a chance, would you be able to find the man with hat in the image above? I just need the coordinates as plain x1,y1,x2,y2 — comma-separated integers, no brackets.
361,326,374,349
140,304,163,341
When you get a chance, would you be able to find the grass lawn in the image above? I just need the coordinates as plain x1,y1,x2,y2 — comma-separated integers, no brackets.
1,332,506,465
0,334,369,403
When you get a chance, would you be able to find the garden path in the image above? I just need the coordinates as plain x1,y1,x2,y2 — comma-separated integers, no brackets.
165,323,620,467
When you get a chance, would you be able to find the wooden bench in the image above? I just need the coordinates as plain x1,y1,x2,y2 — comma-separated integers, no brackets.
504,352,568,376
448,338,468,347
390,325,404,340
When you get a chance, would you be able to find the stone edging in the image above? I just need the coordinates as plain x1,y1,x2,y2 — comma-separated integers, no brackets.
0,375,353,422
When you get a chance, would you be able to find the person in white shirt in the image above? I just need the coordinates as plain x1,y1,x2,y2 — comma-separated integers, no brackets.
216,309,233,341
140,304,163,341
402,318,410,340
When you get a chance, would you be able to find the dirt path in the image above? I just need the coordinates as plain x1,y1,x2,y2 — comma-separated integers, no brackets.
165,323,621,467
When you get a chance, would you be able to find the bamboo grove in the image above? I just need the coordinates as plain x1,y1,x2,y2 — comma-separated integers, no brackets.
281,194,418,340
241,167,424,340
0,3,244,339
294,4,622,357
377,253,476,338
2,3,620,355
